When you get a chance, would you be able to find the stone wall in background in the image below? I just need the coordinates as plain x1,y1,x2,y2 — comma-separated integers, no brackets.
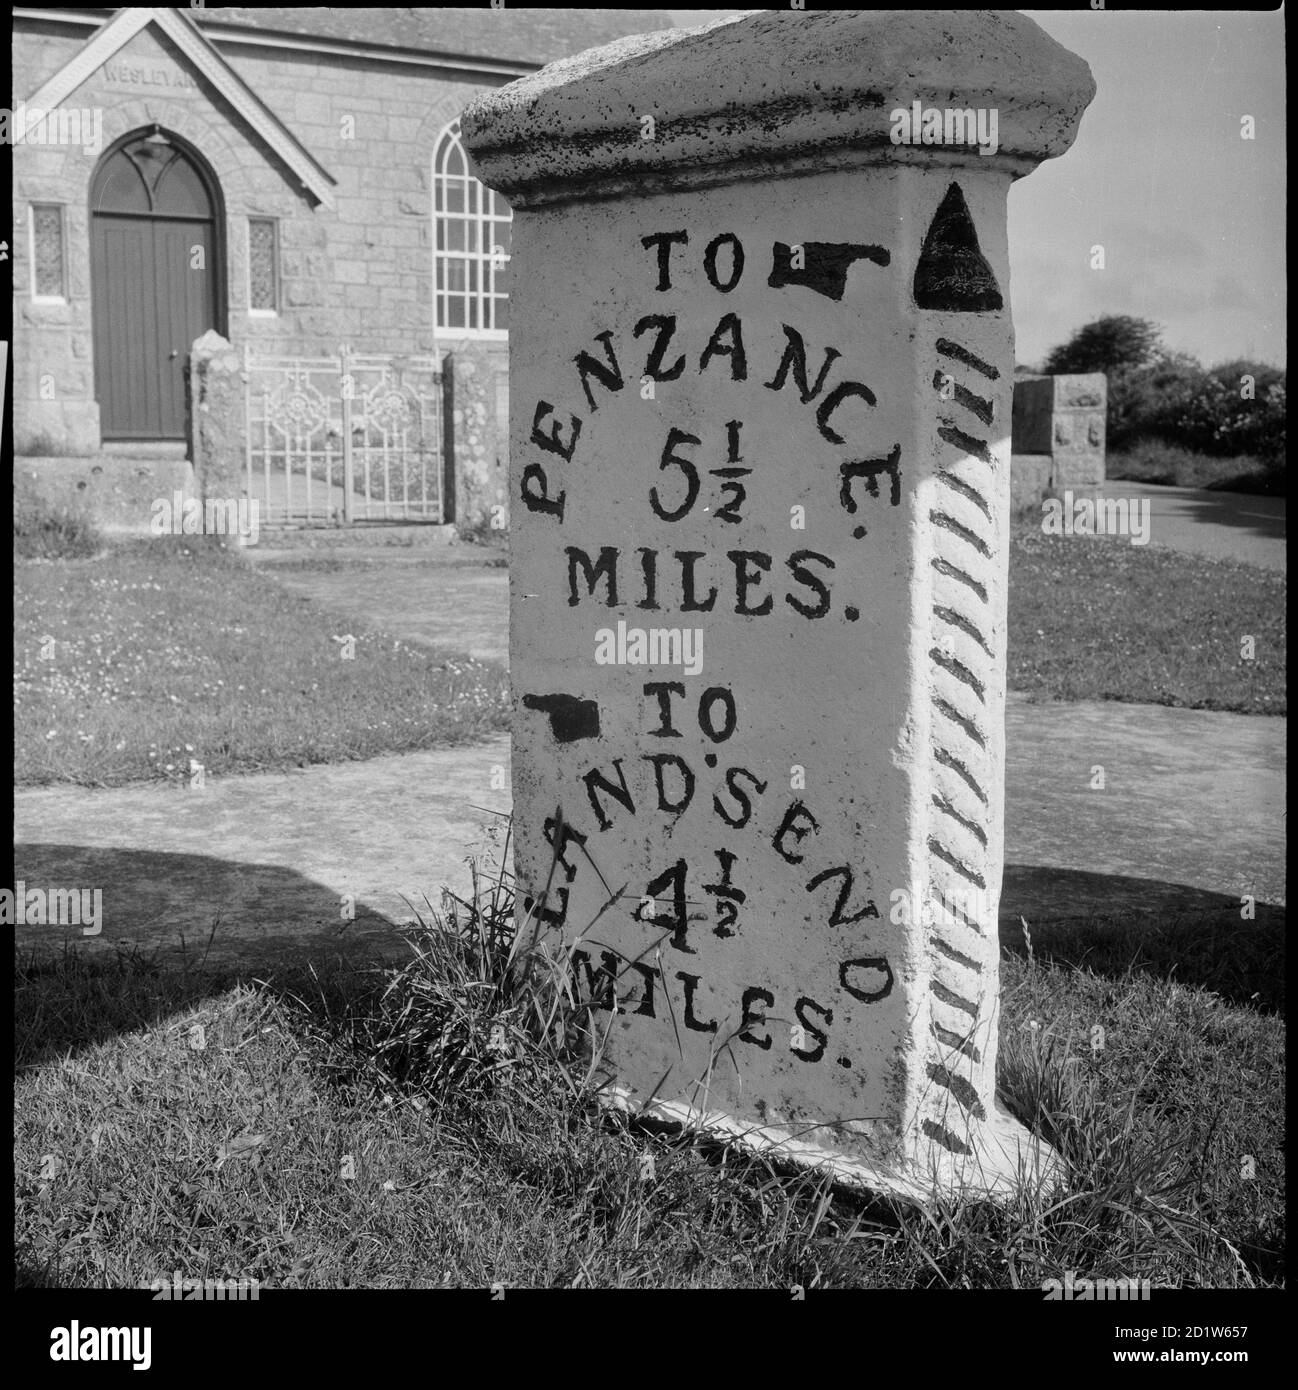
13,454,196,533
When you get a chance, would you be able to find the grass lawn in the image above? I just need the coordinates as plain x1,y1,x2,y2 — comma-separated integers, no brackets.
14,884,1284,1290
1008,527,1285,714
14,539,509,789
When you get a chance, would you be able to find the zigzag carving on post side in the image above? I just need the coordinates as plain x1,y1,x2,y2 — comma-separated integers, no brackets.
923,334,1004,1160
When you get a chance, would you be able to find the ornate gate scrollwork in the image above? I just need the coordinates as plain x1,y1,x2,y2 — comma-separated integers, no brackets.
244,347,443,526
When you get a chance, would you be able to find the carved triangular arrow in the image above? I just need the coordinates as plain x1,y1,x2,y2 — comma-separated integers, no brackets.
914,183,1003,312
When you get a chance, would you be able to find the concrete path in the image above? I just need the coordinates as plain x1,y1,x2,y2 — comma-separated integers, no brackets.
15,696,1283,969
1003,693,1284,922
14,741,512,969
1072,482,1285,571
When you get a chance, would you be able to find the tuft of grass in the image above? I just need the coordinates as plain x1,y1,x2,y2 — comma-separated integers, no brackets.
1008,526,1285,713
14,539,509,788
14,852,1284,1289
454,512,510,558
285,827,596,1112
13,495,105,561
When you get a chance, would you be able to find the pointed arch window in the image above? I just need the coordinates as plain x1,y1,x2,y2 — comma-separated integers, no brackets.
92,131,216,220
432,119,510,336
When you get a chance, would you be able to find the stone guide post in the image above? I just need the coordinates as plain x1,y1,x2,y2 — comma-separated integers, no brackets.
1049,374,1107,489
1012,371,1107,492
464,11,1094,1201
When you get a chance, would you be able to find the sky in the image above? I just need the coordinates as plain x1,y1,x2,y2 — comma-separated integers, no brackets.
665,9,1285,370
1015,9,1285,369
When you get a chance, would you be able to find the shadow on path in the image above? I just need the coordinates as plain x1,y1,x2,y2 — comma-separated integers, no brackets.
13,842,420,966
13,844,420,1077
1001,864,1284,1013
1170,488,1286,543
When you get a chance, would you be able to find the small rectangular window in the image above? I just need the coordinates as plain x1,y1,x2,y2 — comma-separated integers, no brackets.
32,204,66,300
248,217,279,313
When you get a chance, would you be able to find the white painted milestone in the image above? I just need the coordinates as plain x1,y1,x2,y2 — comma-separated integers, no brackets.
464,10,1095,1200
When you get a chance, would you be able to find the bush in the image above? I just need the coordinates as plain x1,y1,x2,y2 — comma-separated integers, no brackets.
1203,362,1286,464
1108,356,1284,465
13,494,105,560
1043,319,1285,468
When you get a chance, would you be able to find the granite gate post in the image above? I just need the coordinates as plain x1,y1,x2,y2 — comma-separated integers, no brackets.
1049,374,1107,491
1012,371,1107,495
464,10,1094,1200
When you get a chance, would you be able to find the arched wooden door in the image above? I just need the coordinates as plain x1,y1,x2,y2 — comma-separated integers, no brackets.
90,130,223,440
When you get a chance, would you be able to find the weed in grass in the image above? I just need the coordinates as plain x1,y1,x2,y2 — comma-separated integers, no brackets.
13,495,105,561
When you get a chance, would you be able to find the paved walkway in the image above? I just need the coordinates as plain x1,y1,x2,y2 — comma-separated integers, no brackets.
15,742,512,969
15,695,1283,969
1002,694,1284,920
1072,482,1285,571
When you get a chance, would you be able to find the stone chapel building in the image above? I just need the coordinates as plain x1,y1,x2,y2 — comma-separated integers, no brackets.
10,5,678,530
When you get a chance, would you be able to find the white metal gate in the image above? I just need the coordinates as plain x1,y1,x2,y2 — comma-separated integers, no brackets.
244,347,444,525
